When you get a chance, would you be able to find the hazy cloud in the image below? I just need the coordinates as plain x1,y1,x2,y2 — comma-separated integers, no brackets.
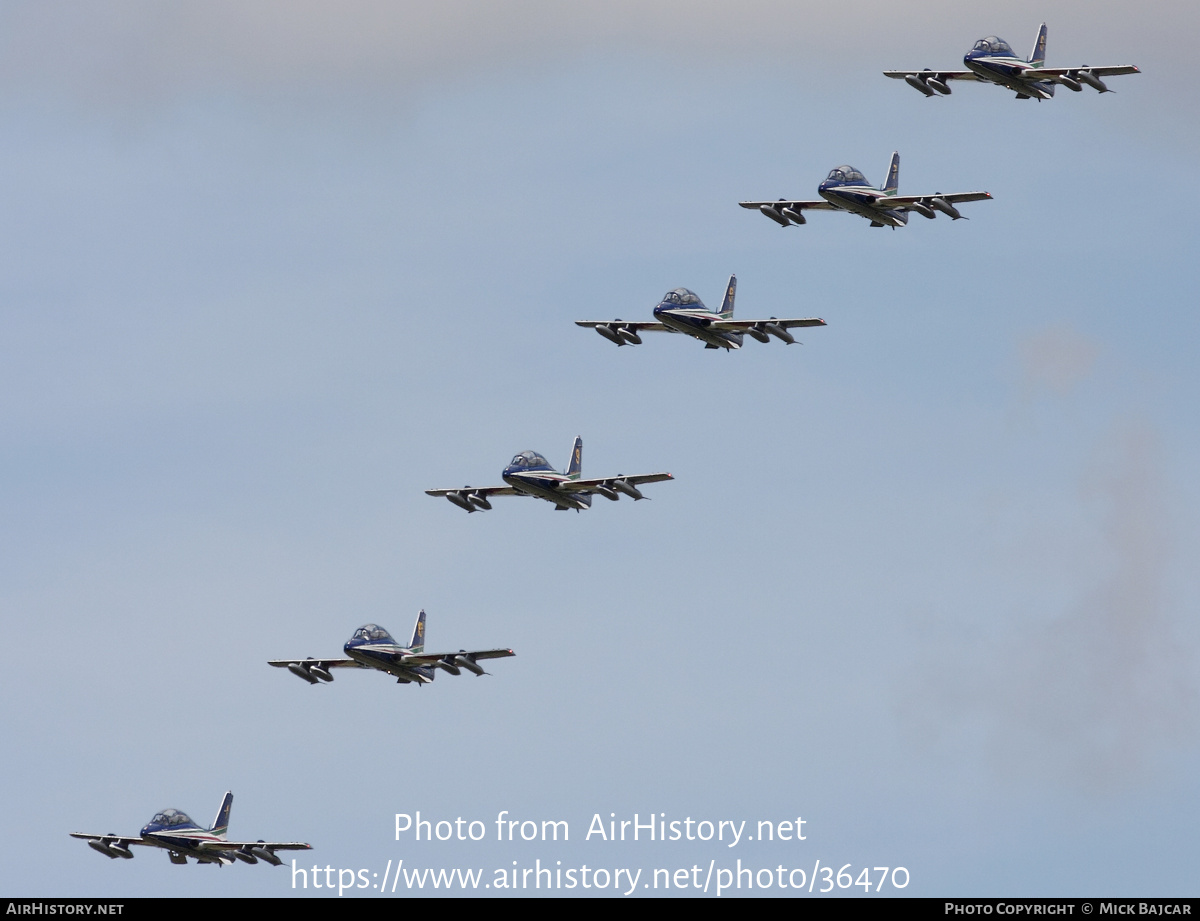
1019,324,1100,398
0,0,1192,104
906,420,1197,788
996,420,1193,784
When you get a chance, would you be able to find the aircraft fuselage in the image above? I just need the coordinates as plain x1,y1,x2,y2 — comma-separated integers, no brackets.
137,826,228,864
652,306,742,350
344,641,435,684
817,186,907,227
501,469,589,509
964,55,1055,99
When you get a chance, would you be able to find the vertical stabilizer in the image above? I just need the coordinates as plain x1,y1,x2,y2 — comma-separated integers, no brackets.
410,610,427,653
719,275,736,318
210,792,233,839
1029,23,1047,66
882,151,900,194
566,436,583,480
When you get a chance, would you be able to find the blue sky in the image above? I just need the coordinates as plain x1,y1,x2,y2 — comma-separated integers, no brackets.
1,0,1197,897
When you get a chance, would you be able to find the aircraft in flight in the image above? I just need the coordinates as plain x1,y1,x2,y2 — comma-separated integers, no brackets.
269,610,514,686
70,792,311,866
575,275,825,350
740,152,991,229
426,436,672,512
884,24,1140,100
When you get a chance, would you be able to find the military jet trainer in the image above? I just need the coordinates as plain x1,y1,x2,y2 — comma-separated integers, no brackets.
576,275,825,351
884,24,1139,100
71,792,311,866
740,152,991,229
270,610,514,686
426,436,672,512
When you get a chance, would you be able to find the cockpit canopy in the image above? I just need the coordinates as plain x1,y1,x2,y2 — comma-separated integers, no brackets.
148,809,195,829
660,288,703,307
508,450,551,469
825,166,868,186
972,36,1015,57
353,624,397,645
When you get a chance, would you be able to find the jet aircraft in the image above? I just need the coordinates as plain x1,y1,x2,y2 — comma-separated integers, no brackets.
71,792,311,866
575,275,825,350
740,152,991,229
269,610,514,686
426,436,671,512
884,24,1139,100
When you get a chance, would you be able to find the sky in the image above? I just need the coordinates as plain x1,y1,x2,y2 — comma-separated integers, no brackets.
1,0,1198,898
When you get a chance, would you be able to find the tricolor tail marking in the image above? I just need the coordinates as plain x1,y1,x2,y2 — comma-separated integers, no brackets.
409,611,426,654
1029,23,1047,66
567,436,583,480
210,792,233,839
882,151,900,194
719,275,736,319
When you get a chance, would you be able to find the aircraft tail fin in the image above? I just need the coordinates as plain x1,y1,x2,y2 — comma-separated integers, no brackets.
210,792,233,839
1029,23,1047,66
409,610,427,654
719,275,736,319
566,436,583,480
882,151,900,194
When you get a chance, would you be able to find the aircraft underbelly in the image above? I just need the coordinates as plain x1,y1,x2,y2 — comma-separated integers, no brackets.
969,61,1051,98
659,314,737,349
389,665,431,683
504,475,582,508
348,647,393,668
823,191,902,226
152,836,216,861
1002,76,1050,97
852,202,902,226
345,647,425,682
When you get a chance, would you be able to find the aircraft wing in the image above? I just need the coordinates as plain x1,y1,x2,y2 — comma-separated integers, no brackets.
558,472,673,494
712,317,826,331
739,199,837,212
883,70,979,81
206,840,312,852
1036,65,1140,78
400,648,516,666
70,833,151,848
424,485,520,498
574,321,666,332
427,484,523,512
191,839,312,864
268,658,366,671
886,191,993,207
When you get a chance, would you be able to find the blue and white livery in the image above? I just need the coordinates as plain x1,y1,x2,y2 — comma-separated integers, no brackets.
71,792,311,866
576,275,825,351
426,436,672,512
270,610,514,685
885,24,1139,100
741,152,990,229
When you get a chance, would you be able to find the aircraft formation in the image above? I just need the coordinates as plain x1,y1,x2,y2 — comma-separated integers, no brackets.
73,24,1139,870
